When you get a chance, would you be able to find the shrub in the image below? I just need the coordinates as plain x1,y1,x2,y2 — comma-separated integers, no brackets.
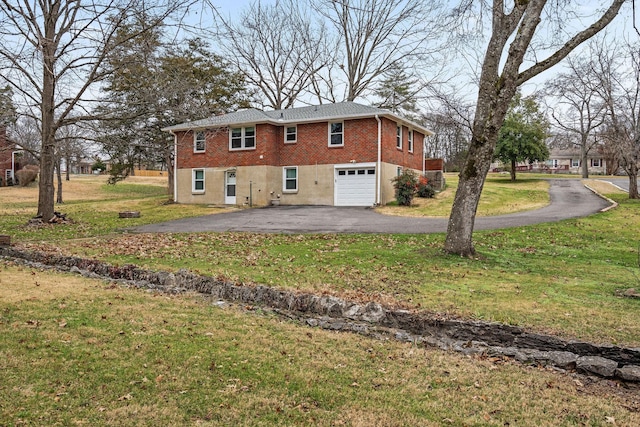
392,169,418,206
92,159,106,173
417,176,436,198
15,165,39,187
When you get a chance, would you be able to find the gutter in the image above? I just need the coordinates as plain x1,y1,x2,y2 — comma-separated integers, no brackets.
375,114,382,205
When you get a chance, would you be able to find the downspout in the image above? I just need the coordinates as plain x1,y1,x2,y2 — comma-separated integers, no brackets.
171,130,177,203
422,138,426,176
375,115,382,205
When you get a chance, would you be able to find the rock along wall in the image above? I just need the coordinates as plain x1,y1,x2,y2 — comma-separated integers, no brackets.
1,246,639,382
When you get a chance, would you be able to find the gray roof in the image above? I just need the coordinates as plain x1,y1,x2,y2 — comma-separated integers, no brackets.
162,102,434,136
549,148,602,159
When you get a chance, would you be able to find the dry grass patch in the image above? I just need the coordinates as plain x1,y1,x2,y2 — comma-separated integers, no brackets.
377,175,549,217
584,179,628,196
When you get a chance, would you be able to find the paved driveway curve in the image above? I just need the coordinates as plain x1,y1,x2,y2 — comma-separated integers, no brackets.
133,179,612,234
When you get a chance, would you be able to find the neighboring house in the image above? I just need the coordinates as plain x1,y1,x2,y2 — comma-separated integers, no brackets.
164,102,434,207
490,148,607,175
546,148,606,175
0,126,20,186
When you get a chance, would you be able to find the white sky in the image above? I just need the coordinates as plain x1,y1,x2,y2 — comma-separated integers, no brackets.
201,0,639,104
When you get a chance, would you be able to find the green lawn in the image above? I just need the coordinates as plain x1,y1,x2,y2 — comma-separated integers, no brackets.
2,174,639,425
1,266,637,426
2,174,638,345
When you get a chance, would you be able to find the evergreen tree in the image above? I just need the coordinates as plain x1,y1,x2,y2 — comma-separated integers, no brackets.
0,86,16,127
97,24,251,190
374,64,420,119
494,92,550,181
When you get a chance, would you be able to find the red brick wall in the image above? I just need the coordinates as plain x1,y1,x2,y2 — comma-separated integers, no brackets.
379,118,424,171
175,116,425,170
0,127,13,180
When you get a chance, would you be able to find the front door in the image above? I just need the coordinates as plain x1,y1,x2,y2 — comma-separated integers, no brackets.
225,171,236,205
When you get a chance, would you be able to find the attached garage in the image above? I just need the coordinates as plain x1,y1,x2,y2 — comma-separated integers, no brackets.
334,165,376,206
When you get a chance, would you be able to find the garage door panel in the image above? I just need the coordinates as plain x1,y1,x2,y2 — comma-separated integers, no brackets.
335,168,376,206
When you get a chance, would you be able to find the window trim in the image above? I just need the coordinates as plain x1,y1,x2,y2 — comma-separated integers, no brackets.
396,124,402,149
192,168,205,193
194,130,206,153
591,158,602,167
229,126,256,150
328,121,344,147
283,166,298,193
285,125,297,144
408,129,414,153
571,158,580,168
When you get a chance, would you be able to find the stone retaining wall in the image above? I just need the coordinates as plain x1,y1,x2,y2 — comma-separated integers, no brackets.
2,246,639,382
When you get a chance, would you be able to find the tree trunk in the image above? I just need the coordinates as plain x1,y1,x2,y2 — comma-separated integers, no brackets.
56,158,63,204
36,3,58,222
65,154,71,181
444,1,529,256
581,134,589,178
510,158,517,181
629,163,639,199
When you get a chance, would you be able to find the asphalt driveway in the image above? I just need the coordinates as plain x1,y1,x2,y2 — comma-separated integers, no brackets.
599,177,639,192
132,179,612,234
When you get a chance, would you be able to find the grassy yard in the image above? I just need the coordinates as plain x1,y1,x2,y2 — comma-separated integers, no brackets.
1,265,638,426
1,173,640,424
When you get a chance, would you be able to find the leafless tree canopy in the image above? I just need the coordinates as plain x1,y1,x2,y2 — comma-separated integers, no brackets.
0,0,194,220
311,0,445,102
214,0,331,110
544,42,609,178
590,37,640,198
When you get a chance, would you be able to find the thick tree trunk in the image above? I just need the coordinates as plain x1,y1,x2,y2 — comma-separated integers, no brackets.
510,158,517,181
444,113,508,257
36,3,58,222
581,134,589,178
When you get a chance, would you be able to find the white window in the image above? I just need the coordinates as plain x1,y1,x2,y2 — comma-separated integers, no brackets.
552,159,558,168
397,166,402,176
194,131,206,152
591,158,602,167
329,122,343,146
285,126,297,144
230,126,256,150
396,125,402,149
192,169,205,193
571,159,580,167
283,167,298,192
408,129,414,152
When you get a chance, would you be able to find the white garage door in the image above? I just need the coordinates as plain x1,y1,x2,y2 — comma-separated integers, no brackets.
335,167,376,206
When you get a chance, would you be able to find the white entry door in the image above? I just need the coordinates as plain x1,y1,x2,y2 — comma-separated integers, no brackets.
225,171,236,205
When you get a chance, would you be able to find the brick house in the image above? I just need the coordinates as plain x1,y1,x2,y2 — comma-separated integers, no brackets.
546,148,607,175
0,126,19,186
164,102,434,207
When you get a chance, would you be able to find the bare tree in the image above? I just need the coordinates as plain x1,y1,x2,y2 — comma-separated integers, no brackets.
444,0,625,257
215,0,330,110
593,39,640,198
312,0,444,102
0,0,192,221
544,44,608,179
